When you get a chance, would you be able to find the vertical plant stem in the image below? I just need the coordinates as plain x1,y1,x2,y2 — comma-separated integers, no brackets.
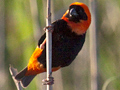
89,0,98,90
46,0,52,90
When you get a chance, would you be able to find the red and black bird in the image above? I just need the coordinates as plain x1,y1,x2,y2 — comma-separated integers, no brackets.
15,2,91,88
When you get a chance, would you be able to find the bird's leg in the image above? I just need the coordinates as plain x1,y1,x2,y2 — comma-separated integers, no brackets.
40,24,53,49
40,39,46,49
42,72,54,85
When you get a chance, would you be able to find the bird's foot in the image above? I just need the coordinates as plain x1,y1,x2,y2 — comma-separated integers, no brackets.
43,25,53,32
42,77,54,85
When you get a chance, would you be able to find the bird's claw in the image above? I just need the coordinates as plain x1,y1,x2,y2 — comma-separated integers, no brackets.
43,25,53,32
42,77,54,85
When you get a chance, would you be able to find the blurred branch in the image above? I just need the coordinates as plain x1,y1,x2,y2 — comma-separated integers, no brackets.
89,0,98,90
0,0,6,87
30,0,41,40
102,76,116,90
9,65,22,90
102,76,120,90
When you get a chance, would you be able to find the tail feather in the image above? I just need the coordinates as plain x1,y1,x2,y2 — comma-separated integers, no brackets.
15,67,36,88
20,75,36,88
15,67,28,81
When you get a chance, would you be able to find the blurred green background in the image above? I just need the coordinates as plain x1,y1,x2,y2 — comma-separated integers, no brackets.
0,0,120,90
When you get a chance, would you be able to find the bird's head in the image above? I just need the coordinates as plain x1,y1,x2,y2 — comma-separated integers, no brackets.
62,2,91,35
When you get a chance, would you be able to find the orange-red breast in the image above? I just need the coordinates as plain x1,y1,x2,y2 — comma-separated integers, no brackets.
15,2,91,88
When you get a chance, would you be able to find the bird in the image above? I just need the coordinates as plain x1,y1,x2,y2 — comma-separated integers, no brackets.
15,2,91,88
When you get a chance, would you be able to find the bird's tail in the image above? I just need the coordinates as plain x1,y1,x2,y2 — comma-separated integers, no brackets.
15,67,36,88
